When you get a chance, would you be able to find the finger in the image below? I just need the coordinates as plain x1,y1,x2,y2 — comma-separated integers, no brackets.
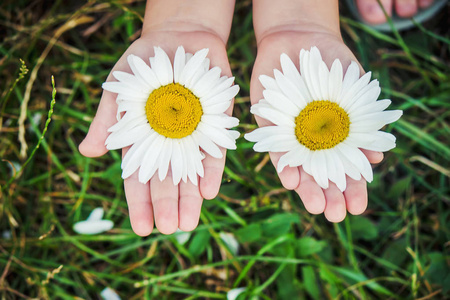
323,183,347,223
179,180,203,231
295,167,326,214
79,90,118,157
269,152,300,190
344,177,368,216
361,149,384,164
151,171,179,234
123,146,154,236
200,150,226,200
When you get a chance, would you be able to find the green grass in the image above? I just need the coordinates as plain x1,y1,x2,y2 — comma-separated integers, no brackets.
1,0,449,299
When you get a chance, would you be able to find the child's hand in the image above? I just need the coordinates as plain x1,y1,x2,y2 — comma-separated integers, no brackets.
250,30,384,222
79,30,234,235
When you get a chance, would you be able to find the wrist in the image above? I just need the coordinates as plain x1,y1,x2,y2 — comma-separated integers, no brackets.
253,0,341,44
142,0,235,44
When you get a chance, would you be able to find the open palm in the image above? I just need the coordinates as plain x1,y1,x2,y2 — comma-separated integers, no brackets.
79,31,234,235
250,31,384,222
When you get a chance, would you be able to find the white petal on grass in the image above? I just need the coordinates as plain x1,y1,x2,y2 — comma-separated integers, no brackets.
173,46,186,83
220,232,239,256
227,287,246,300
100,287,121,300
174,229,191,245
87,207,104,221
73,217,114,235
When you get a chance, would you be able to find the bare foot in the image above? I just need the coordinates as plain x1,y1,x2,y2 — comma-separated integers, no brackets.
355,0,435,24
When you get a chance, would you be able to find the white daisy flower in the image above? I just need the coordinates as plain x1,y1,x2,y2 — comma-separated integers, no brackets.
245,47,402,192
103,46,240,186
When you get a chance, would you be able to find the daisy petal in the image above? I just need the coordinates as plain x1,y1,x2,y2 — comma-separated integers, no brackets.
179,48,209,86
139,135,165,183
197,123,237,150
105,123,151,150
151,47,173,85
129,55,161,89
277,145,309,172
273,69,307,108
173,46,186,83
192,131,223,159
329,59,343,102
171,140,183,185
310,151,329,189
158,138,173,181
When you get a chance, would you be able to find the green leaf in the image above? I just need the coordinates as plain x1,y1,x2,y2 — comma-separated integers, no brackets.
261,213,300,237
296,237,327,257
349,216,379,241
235,223,262,243
424,252,450,290
302,266,320,299
188,230,210,257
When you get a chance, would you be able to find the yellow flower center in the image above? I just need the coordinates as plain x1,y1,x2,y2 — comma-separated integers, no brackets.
145,83,203,139
295,100,350,150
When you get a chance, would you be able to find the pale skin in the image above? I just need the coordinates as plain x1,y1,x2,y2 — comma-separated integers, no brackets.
356,0,435,24
79,0,386,235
